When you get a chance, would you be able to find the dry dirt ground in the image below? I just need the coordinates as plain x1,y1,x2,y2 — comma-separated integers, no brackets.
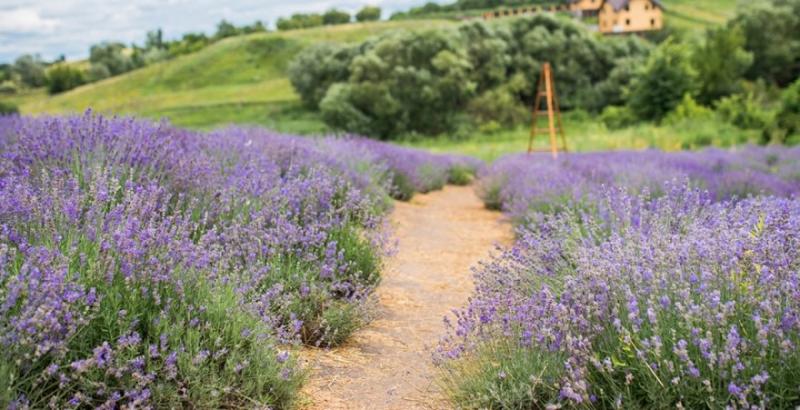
300,185,513,410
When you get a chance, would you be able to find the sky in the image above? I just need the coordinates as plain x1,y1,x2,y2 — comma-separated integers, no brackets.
0,0,447,63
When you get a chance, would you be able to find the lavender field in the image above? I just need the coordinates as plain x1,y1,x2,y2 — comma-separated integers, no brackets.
439,150,800,408
0,112,473,408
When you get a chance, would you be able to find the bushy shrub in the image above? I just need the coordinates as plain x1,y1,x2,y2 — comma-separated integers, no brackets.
0,101,18,115
663,94,714,125
692,25,753,105
774,79,800,144
732,0,800,87
319,30,476,138
323,9,351,25
466,85,528,128
716,92,772,130
629,40,697,122
11,55,46,88
46,64,86,94
276,13,324,31
600,105,637,130
288,43,356,109
356,6,381,22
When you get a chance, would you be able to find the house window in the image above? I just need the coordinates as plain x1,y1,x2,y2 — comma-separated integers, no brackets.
624,5,629,11
494,11,500,17
651,18,656,26
645,4,650,10
626,19,630,25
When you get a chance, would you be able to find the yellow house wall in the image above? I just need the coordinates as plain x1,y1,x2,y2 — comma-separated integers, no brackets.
598,0,663,33
570,0,603,12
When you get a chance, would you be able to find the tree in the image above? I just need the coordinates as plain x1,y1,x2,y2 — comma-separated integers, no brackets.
46,64,86,94
89,42,135,76
319,30,476,138
146,28,165,50
277,13,323,31
215,20,239,39
288,43,357,108
731,0,800,86
356,6,381,22
775,79,800,143
692,25,753,105
323,9,351,25
628,40,697,122
12,55,47,88
242,21,267,34
0,101,17,115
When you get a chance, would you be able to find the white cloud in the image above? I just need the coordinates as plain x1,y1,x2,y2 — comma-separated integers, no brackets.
0,0,448,62
0,8,59,33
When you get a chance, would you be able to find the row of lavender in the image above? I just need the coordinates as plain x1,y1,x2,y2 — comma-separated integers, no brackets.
439,149,800,408
0,112,475,409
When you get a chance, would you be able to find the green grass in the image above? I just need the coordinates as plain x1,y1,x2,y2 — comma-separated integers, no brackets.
402,112,761,162
662,0,740,31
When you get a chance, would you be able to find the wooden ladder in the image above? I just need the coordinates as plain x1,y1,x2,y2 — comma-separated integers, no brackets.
528,62,568,159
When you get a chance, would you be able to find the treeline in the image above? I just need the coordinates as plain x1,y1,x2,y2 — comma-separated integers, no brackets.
277,7,381,31
290,0,800,143
0,20,267,97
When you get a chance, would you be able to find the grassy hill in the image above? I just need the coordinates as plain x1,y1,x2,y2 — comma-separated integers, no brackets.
663,0,740,30
7,0,740,133
17,20,454,132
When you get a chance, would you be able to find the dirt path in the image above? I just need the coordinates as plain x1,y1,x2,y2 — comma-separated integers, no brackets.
300,185,512,410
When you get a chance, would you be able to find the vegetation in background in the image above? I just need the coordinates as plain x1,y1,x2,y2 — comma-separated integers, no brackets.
292,14,649,138
45,64,87,94
356,6,382,22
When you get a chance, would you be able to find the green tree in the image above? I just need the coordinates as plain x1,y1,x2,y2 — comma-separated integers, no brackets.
46,64,86,94
731,0,800,86
319,30,475,138
288,43,357,108
277,13,323,31
145,28,165,50
12,55,46,88
628,40,697,122
775,79,800,143
215,20,239,39
356,6,382,22
323,9,351,25
692,25,753,105
89,42,135,76
0,101,17,115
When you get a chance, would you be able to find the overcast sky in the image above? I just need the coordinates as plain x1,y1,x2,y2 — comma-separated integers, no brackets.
0,0,447,63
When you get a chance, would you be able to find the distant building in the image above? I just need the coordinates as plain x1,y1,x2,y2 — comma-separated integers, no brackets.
596,0,663,33
483,0,663,34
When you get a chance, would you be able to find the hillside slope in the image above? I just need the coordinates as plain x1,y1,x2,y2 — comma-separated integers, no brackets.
21,20,454,132
14,0,740,131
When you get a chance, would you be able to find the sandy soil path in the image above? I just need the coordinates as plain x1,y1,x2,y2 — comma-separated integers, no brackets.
300,185,512,410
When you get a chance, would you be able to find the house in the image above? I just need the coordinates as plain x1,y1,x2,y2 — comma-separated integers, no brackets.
482,0,663,34
596,0,664,33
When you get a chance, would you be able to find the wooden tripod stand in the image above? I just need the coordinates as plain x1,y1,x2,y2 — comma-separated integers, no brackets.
528,62,568,158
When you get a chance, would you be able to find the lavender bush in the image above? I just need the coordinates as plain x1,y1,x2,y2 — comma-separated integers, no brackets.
0,112,468,408
441,149,800,408
478,148,800,225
